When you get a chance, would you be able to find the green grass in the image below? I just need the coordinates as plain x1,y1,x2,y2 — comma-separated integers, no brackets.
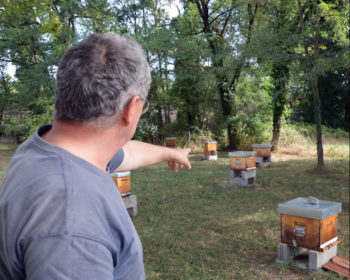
131,147,349,279
0,140,349,279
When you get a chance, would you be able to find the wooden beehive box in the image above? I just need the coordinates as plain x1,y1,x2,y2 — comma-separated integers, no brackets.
165,137,176,148
111,171,131,194
252,144,272,157
228,151,256,170
204,141,217,152
278,197,342,251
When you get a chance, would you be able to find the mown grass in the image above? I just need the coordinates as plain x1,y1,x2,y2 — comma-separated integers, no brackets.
0,139,349,279
131,139,349,280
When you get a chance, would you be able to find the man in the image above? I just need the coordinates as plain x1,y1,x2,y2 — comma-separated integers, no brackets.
0,33,191,279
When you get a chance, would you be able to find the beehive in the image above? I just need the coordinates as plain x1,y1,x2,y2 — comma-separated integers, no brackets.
278,197,341,251
252,144,272,157
204,141,217,152
165,137,176,148
228,151,256,170
111,171,131,194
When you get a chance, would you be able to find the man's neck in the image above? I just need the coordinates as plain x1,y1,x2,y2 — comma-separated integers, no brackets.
41,120,126,171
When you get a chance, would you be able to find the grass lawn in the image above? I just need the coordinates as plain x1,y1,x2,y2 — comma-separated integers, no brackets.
0,139,349,279
131,139,349,280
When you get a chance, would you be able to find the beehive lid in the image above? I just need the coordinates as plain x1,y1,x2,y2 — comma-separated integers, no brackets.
252,144,272,148
110,171,130,177
165,137,176,140
205,140,217,144
278,197,341,220
228,151,256,157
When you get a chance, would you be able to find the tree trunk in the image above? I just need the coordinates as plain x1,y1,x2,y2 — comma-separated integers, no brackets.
311,77,324,166
297,0,324,168
208,36,236,149
192,0,257,150
271,64,289,151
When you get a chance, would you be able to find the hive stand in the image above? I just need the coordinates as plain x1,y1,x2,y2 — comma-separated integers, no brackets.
277,242,338,270
122,194,138,217
256,156,271,168
202,151,218,161
229,168,256,186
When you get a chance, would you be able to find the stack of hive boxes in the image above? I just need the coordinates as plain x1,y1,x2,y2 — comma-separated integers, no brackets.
277,197,342,270
111,171,138,216
252,144,272,167
203,140,218,160
228,151,257,186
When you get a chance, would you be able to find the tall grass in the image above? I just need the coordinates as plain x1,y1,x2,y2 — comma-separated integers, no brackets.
172,122,348,155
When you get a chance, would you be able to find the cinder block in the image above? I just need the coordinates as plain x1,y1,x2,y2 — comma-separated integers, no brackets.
277,243,294,262
309,245,337,270
202,155,218,160
229,169,256,186
277,243,338,270
127,205,138,217
241,169,256,180
122,194,138,217
256,156,271,168
202,151,218,160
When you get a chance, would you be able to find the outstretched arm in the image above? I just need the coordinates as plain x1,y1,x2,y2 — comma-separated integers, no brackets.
114,140,191,172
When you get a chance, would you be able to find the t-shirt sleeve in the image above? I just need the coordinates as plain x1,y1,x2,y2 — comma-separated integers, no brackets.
23,235,115,279
107,149,125,172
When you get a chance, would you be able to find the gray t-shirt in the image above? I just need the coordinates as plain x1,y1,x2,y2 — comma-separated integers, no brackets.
0,125,145,280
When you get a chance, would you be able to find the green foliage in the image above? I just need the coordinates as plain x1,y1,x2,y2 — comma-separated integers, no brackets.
4,96,54,142
0,0,348,147
134,107,160,144
279,121,348,147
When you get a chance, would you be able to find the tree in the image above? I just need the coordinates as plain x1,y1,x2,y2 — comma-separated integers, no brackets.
267,1,296,151
186,0,259,149
296,0,349,168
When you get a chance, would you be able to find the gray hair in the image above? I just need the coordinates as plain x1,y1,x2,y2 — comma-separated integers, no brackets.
54,33,151,124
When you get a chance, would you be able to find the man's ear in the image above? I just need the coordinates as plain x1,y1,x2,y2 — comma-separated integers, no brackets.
121,96,140,125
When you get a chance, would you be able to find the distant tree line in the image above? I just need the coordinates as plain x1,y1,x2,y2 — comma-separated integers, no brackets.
0,0,348,168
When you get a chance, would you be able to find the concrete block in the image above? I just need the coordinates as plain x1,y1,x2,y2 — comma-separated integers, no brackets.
277,243,294,262
202,155,218,160
241,169,256,180
309,245,337,270
256,156,271,168
122,194,138,217
277,243,338,270
229,169,256,186
127,205,138,217
202,151,218,160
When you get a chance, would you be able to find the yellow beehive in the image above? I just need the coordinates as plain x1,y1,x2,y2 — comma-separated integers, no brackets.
165,137,176,148
204,141,217,152
278,197,342,251
228,151,256,170
252,144,272,157
111,171,131,194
